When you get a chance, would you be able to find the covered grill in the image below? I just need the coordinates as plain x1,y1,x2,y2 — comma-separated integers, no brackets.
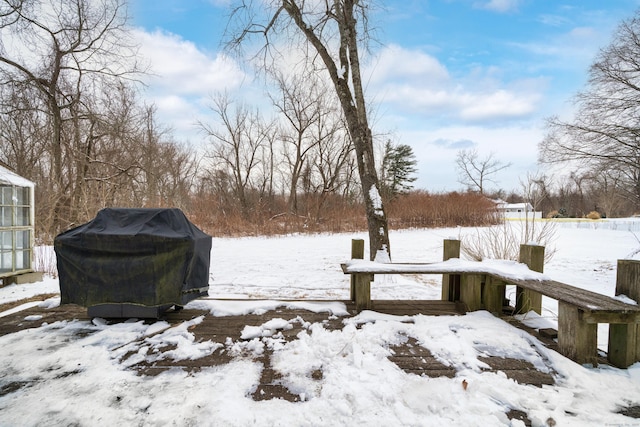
55,208,211,318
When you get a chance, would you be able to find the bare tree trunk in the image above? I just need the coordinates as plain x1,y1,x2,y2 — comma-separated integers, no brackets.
280,0,390,259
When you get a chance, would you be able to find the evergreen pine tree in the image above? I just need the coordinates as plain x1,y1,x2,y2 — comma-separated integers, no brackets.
380,140,418,199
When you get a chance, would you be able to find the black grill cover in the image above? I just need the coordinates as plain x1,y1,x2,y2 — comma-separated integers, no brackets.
55,208,211,310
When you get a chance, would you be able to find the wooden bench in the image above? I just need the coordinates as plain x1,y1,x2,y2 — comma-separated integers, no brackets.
341,240,640,368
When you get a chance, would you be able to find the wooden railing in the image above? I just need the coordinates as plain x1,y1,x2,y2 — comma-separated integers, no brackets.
342,239,640,368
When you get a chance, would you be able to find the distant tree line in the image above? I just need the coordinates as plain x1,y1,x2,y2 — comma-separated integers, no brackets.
498,172,639,219
454,150,639,218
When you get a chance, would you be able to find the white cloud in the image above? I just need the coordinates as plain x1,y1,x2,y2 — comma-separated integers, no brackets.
380,84,541,122
538,14,571,27
475,0,522,13
367,45,544,124
458,88,541,121
135,28,245,96
133,28,249,144
206,0,232,6
433,138,476,149
153,95,194,114
510,23,607,62
368,44,449,84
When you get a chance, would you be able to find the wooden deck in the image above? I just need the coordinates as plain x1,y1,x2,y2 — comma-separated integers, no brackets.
0,299,467,337
1,296,590,425
1,299,556,370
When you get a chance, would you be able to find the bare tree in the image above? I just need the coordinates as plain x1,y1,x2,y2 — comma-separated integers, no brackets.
2,72,196,238
269,72,325,214
199,94,274,218
227,0,390,259
0,0,144,233
519,172,551,216
254,124,278,204
539,10,640,211
588,166,626,217
455,149,511,194
0,84,48,178
132,105,198,209
312,116,356,217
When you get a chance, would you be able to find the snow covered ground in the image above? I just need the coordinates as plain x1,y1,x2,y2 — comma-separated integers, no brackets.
1,223,640,426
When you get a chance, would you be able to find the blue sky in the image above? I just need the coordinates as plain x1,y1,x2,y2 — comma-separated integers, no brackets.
129,0,640,192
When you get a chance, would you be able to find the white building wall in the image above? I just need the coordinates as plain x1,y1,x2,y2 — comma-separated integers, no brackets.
502,210,542,219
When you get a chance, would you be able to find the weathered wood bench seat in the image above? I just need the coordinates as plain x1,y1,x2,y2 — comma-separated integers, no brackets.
342,259,640,317
341,255,640,368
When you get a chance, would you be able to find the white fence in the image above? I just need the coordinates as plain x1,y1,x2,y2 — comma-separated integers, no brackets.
554,218,640,233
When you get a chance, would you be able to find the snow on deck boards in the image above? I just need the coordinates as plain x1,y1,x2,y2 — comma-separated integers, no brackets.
0,300,467,338
0,300,557,396
8,298,640,426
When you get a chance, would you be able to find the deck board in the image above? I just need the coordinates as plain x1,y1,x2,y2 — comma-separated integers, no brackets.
0,298,558,407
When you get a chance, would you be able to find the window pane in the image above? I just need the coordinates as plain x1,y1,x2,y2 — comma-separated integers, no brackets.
0,251,11,272
15,250,29,269
1,231,12,250
1,187,11,205
16,230,30,249
0,207,10,227
15,250,24,269
16,207,29,226
15,187,29,205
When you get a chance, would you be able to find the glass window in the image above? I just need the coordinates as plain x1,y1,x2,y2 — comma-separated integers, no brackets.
0,207,9,227
15,250,29,270
16,207,29,226
0,183,34,275
16,230,29,249
0,251,11,272
16,187,29,205
1,231,12,250
0,186,11,205
15,250,24,269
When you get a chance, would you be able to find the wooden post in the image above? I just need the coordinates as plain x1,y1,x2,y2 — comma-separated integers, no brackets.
441,239,461,301
484,276,506,315
608,260,640,368
350,239,365,301
516,244,545,314
558,301,598,365
354,273,373,312
459,273,483,311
